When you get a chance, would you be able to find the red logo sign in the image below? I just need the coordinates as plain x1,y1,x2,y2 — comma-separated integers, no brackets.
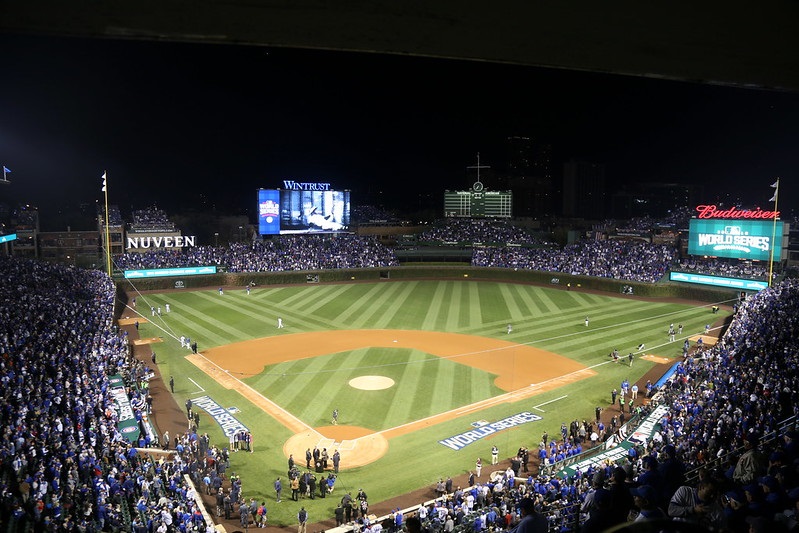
695,205,779,220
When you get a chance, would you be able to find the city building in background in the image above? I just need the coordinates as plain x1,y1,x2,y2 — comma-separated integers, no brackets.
562,160,606,219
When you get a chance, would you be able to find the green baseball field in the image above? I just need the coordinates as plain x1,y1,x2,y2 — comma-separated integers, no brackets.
127,279,728,526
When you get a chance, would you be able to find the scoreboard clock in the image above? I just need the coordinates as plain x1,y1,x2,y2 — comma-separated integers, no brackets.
444,187,512,218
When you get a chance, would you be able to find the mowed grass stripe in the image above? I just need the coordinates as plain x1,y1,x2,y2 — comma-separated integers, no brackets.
193,292,290,338
383,349,429,426
457,282,473,329
427,358,454,416
292,284,381,317
516,285,553,317
421,281,448,329
532,286,561,315
335,283,403,327
569,291,600,308
233,288,338,331
498,284,524,322
539,304,686,356
165,293,249,346
375,283,432,330
371,281,421,329
445,282,464,332
453,295,651,339
508,284,536,318
466,282,483,328
261,286,317,309
300,284,365,315
282,352,362,423
407,356,447,416
529,299,655,331
261,359,321,419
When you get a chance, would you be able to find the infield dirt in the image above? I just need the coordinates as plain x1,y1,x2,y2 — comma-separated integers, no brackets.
188,329,595,468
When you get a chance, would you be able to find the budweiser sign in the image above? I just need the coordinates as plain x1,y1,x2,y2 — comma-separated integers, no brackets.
695,205,779,220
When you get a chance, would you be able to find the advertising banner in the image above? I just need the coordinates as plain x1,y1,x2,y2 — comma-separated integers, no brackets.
109,374,140,443
670,272,768,291
688,219,783,261
258,189,281,235
124,266,217,279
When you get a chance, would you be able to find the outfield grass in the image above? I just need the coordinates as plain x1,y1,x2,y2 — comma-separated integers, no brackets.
134,280,730,525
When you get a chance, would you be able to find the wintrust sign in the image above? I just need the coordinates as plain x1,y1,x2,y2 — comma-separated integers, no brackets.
282,180,332,191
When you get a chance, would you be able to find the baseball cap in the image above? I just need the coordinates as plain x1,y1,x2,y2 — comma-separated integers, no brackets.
630,485,657,502
593,489,612,506
744,484,762,497
759,476,779,490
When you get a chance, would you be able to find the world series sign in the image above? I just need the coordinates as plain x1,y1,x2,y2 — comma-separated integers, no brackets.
438,411,542,450
688,219,783,261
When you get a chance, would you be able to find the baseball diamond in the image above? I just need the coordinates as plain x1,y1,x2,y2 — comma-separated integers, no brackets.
188,330,594,467
130,277,728,529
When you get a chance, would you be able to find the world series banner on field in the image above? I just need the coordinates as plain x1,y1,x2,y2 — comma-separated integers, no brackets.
438,412,542,451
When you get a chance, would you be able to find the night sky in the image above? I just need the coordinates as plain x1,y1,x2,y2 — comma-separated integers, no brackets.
1,33,798,229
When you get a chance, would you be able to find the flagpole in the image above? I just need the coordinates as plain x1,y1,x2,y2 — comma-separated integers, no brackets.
103,171,112,277
768,178,780,288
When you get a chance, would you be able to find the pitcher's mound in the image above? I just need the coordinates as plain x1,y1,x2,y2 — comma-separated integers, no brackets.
349,376,395,390
284,426,389,469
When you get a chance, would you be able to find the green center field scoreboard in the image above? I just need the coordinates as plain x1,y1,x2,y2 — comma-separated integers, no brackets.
444,182,513,218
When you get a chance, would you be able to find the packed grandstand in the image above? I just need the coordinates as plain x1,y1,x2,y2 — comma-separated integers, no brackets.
1,212,798,533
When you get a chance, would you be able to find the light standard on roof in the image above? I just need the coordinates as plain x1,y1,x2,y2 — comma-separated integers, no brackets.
214,232,219,247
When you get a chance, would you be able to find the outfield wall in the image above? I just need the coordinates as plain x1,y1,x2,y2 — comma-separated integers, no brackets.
117,266,740,304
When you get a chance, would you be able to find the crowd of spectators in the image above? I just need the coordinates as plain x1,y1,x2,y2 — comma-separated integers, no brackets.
0,256,215,532
351,205,403,225
593,208,693,234
676,258,771,281
4,242,799,532
417,219,547,245
113,235,400,272
473,239,678,283
128,206,177,233
98,205,124,227
409,278,799,533
12,207,39,230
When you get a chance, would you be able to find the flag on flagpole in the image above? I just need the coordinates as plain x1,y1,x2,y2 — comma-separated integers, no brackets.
101,172,107,192
769,178,779,202
2,166,9,180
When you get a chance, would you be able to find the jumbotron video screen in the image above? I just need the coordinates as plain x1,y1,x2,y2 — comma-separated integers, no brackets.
687,218,783,262
258,187,351,235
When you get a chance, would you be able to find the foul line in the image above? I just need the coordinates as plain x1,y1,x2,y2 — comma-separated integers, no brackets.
531,395,568,412
379,367,595,440
188,377,205,393
186,352,317,436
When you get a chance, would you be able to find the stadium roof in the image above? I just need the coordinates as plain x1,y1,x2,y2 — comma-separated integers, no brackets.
2,1,799,92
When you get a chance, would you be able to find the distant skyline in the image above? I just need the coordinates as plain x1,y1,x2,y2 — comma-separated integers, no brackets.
1,33,798,229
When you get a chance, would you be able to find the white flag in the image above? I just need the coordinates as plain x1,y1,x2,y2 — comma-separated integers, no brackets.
101,172,107,192
771,179,779,188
